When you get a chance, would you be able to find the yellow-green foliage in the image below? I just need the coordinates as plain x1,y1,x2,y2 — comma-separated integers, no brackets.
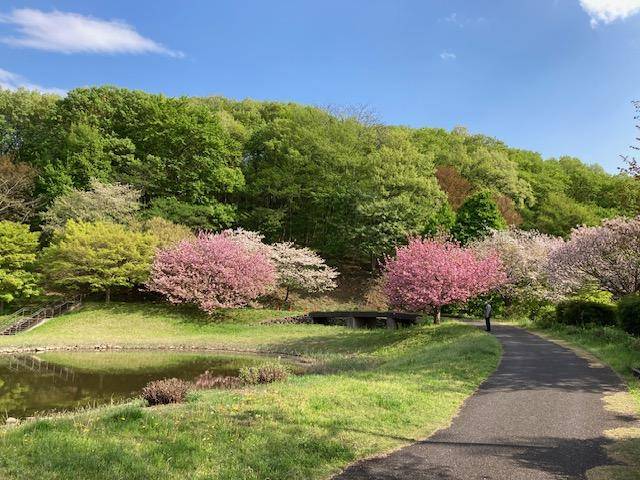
0,220,40,306
39,221,157,299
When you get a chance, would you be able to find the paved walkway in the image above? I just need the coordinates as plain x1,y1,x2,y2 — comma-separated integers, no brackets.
334,325,637,480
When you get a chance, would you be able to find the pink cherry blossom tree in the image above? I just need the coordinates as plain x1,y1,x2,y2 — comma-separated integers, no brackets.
147,232,275,314
383,238,507,323
548,216,640,298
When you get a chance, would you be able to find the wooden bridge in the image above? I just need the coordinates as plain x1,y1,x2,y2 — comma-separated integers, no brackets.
308,311,422,329
0,295,83,336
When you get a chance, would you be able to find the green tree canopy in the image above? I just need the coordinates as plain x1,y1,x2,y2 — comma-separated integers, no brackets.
41,180,141,234
0,221,40,310
452,191,507,244
40,221,157,302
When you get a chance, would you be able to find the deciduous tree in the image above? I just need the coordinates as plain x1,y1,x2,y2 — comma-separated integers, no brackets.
147,233,275,313
383,238,506,323
548,216,640,298
0,221,40,311
41,180,141,234
270,242,338,302
40,221,157,302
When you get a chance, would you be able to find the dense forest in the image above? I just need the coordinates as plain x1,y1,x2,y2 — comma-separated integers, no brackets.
2,86,638,267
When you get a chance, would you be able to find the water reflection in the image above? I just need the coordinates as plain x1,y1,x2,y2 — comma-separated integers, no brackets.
0,351,280,418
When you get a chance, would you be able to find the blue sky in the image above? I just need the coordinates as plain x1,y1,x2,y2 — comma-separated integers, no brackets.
1,1,640,172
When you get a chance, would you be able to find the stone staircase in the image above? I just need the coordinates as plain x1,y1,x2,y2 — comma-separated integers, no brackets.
0,295,83,335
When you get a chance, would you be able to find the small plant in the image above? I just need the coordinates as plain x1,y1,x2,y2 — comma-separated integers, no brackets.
194,371,244,389
239,363,289,385
141,378,191,406
618,294,640,336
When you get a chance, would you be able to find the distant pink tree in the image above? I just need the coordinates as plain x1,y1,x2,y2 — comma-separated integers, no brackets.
147,233,275,313
548,216,640,298
383,238,507,323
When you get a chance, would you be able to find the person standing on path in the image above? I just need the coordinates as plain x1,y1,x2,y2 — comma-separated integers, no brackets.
484,302,492,332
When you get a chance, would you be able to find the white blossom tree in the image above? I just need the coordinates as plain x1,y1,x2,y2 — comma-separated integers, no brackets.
221,229,339,302
270,242,338,302
472,229,563,301
547,216,640,298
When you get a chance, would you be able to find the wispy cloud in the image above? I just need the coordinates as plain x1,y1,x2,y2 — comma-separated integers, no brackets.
579,0,640,27
0,68,65,95
440,51,456,61
439,13,486,28
0,8,183,57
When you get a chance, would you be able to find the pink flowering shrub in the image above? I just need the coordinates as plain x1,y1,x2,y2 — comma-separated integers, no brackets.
383,238,507,323
548,216,640,298
147,233,276,313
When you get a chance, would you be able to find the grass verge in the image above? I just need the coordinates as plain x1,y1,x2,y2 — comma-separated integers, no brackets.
0,303,500,480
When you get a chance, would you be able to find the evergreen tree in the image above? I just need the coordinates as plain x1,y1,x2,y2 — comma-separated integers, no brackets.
452,191,506,244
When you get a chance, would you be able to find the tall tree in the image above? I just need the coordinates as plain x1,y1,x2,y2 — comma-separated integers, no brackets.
452,191,507,244
0,221,40,311
0,156,39,222
41,180,141,234
621,100,640,178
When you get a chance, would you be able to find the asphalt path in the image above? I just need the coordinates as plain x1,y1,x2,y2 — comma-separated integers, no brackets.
334,325,637,479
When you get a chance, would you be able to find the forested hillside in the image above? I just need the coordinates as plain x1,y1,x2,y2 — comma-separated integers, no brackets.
2,86,638,266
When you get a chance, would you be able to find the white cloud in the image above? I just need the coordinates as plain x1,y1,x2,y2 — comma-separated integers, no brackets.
440,51,456,61
0,8,183,57
439,13,486,28
579,0,640,27
0,68,65,95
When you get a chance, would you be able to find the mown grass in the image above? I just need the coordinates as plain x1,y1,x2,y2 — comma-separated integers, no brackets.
0,302,308,351
0,303,500,480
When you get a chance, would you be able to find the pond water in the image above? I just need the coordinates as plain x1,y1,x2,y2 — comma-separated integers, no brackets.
0,351,287,418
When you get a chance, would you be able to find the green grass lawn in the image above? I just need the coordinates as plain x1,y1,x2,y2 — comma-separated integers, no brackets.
0,302,500,480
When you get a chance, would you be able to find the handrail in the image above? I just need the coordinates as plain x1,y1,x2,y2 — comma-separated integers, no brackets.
0,295,83,335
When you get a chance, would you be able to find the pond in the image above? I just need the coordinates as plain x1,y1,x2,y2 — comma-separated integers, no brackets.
0,350,290,418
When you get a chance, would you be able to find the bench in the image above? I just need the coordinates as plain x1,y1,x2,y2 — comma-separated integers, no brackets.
308,311,422,329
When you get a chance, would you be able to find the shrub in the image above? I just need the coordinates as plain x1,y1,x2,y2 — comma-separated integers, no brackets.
239,363,289,385
141,378,191,406
532,304,557,328
555,300,617,326
618,295,640,336
194,371,243,389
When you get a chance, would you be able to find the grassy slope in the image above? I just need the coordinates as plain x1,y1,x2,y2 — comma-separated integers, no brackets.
0,303,500,480
0,302,309,351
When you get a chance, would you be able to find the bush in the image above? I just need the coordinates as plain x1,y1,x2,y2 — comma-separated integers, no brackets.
618,295,640,336
555,300,617,326
239,363,289,385
141,378,191,406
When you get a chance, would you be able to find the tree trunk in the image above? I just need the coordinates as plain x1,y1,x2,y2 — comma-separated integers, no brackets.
433,306,441,325
105,289,111,304
284,286,290,304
